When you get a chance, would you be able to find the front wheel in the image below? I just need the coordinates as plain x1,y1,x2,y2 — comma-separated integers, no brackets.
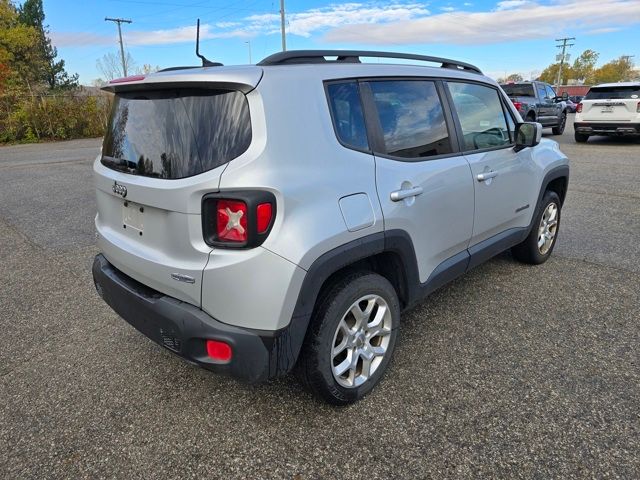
552,112,567,135
512,190,561,265
298,272,400,405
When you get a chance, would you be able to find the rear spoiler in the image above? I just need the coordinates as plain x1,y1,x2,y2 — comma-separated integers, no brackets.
101,68,264,95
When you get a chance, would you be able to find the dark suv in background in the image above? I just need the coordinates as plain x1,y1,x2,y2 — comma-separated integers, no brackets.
500,81,568,135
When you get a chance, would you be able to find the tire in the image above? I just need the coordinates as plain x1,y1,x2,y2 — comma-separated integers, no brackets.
552,112,567,135
575,132,589,143
512,190,561,265
297,272,400,405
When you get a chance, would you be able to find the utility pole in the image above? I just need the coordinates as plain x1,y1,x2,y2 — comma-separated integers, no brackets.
280,0,286,51
554,37,574,89
105,17,132,77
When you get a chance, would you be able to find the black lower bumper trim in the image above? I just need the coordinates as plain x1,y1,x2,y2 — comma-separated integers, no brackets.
574,122,640,135
92,254,282,383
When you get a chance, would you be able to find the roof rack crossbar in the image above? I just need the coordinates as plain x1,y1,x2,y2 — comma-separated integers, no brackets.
257,50,482,74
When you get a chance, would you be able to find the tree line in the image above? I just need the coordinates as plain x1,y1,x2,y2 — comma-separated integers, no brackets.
0,0,109,143
499,50,639,85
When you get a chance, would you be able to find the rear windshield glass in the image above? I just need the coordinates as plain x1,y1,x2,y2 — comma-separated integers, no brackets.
585,86,640,100
500,84,535,97
102,89,251,179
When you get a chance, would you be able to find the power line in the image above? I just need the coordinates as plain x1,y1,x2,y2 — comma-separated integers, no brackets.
105,17,133,77
554,37,574,89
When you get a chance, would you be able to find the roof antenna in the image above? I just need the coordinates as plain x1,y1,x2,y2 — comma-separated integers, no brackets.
196,19,223,67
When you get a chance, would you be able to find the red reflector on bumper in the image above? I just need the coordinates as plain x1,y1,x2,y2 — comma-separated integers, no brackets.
206,340,232,362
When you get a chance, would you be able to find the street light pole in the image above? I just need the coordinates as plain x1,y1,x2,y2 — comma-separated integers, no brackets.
245,41,252,64
280,0,286,51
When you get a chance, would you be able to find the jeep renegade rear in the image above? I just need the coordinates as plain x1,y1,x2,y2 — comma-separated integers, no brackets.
93,50,569,404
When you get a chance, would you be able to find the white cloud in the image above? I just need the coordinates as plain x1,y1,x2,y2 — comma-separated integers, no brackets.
496,0,531,11
51,0,640,49
245,3,430,38
440,6,456,12
325,0,640,45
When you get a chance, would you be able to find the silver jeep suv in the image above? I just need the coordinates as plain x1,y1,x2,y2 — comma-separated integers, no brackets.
92,50,569,404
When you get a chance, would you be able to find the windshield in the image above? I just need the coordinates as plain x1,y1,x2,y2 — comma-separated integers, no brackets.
500,84,535,97
102,89,251,179
585,86,640,100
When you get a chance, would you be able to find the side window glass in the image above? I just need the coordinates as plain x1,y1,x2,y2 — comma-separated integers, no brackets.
448,82,511,151
537,84,548,99
326,82,369,151
368,80,452,159
546,85,556,100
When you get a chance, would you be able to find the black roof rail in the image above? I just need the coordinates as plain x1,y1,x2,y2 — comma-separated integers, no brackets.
257,50,482,74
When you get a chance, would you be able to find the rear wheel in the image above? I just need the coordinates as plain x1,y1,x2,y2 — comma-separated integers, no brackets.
575,132,589,143
298,272,399,405
552,112,567,135
512,190,561,265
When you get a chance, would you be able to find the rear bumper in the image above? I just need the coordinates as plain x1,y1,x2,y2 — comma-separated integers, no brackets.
92,254,300,383
574,122,640,136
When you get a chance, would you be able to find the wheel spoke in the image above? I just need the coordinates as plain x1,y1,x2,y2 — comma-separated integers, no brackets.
334,356,351,377
371,345,386,356
360,358,372,380
332,335,348,356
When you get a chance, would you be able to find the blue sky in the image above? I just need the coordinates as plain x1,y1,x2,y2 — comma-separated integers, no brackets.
43,0,640,84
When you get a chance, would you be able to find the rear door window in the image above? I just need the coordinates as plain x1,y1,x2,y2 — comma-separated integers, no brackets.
326,82,369,151
368,80,453,159
102,89,251,179
585,86,640,100
448,82,512,151
500,83,535,97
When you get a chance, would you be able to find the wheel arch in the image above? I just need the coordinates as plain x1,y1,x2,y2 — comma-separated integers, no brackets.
277,231,420,376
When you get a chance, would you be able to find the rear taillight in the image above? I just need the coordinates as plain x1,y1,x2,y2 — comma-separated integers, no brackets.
576,102,583,113
202,192,276,248
512,101,523,111
217,199,248,243
256,203,273,234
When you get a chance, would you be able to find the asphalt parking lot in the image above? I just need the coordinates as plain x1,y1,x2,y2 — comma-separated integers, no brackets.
1,118,638,479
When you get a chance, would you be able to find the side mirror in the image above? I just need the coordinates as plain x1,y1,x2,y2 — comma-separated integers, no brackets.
515,122,542,152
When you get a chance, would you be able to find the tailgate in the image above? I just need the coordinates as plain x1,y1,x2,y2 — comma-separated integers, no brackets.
94,164,223,307
581,100,638,122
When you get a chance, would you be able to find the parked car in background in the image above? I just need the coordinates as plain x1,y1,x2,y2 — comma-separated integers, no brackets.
574,82,640,142
569,95,584,104
564,99,578,113
500,81,568,134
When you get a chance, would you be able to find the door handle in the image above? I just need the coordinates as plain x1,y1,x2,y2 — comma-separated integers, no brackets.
476,171,498,182
390,186,423,202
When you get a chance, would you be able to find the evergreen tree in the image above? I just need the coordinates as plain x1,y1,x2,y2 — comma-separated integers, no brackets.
18,0,78,90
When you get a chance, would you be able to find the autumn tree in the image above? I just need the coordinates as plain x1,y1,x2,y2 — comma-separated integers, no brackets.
0,0,40,93
571,49,599,83
592,56,636,84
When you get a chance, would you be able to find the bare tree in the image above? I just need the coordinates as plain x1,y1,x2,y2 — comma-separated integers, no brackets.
96,51,136,80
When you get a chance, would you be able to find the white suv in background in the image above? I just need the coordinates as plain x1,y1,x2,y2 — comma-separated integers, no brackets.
574,82,640,142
